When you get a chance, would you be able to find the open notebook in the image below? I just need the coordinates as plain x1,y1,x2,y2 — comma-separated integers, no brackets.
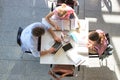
62,43,86,66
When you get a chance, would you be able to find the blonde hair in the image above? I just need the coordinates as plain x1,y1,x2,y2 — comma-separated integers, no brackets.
57,3,67,17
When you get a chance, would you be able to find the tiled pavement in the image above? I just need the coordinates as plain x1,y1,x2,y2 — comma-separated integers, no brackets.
0,0,120,80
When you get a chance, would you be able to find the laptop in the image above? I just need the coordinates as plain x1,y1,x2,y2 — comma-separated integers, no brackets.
52,42,62,54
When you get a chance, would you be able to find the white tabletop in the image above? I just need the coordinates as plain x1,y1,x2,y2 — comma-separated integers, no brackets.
40,19,89,66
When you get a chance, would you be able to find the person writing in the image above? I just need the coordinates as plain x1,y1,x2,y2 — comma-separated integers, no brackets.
45,3,80,31
88,29,108,56
20,22,61,57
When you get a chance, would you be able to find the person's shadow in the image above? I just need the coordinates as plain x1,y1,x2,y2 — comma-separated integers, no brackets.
102,0,112,13
79,65,118,80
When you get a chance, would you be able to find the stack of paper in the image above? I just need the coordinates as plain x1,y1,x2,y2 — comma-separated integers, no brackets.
66,48,86,66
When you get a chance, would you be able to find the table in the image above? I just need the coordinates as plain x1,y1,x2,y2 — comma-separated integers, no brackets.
40,19,89,66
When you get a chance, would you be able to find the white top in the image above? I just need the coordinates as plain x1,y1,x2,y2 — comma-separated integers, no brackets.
20,22,50,57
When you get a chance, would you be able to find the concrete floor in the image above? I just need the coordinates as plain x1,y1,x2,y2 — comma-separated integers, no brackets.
0,0,120,80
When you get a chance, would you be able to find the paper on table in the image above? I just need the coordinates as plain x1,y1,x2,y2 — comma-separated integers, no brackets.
70,19,80,30
66,48,86,66
51,19,70,31
69,31,88,46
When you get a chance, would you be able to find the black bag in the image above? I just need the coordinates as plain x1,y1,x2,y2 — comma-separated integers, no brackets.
99,44,113,59
105,44,113,55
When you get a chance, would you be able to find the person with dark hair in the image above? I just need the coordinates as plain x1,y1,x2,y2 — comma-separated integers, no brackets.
32,27,45,37
20,22,61,57
88,29,108,56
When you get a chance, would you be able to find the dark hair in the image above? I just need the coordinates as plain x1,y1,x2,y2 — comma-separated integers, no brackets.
89,31,100,42
32,27,45,37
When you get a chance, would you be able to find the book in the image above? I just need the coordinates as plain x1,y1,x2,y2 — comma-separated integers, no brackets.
61,43,85,66
66,49,86,66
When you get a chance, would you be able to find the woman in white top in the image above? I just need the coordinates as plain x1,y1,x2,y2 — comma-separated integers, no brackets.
45,3,80,31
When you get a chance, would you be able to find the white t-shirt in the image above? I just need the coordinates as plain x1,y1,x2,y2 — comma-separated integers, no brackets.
20,22,50,57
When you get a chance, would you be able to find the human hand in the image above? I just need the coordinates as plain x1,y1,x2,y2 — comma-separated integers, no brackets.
55,25,61,30
48,47,56,53
54,36,61,42
87,43,96,51
89,46,96,51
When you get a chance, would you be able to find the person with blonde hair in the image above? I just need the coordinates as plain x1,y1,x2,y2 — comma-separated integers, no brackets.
45,3,80,30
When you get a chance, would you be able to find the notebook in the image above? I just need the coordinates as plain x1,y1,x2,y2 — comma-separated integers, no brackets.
66,49,85,66
62,43,85,66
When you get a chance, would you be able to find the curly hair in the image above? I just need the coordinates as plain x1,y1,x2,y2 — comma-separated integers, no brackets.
32,26,45,37
89,31,100,41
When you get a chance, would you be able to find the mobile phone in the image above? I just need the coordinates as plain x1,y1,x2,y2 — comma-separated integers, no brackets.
62,43,73,52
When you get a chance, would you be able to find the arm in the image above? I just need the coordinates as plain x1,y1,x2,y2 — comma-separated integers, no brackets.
73,12,80,32
87,40,97,52
40,47,56,56
48,28,61,42
45,12,60,30
99,33,106,44
96,29,106,44
29,43,56,56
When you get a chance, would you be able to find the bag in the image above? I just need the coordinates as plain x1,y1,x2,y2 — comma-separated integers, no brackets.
51,65,75,77
99,44,113,59
105,44,113,55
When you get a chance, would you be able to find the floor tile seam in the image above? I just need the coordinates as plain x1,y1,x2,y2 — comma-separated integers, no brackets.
0,59,39,62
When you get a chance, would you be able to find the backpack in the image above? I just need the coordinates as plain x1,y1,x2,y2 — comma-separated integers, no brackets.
99,44,113,60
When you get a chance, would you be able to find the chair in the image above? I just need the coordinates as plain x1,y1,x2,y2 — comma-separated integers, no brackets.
49,0,80,15
17,27,32,58
17,27,23,46
89,31,113,61
49,64,80,80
